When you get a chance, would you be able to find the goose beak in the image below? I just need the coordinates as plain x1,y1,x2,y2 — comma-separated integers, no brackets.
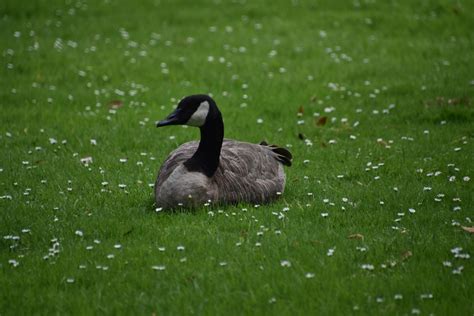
156,108,181,127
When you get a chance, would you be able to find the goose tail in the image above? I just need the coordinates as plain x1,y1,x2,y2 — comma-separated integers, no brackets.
260,141,293,167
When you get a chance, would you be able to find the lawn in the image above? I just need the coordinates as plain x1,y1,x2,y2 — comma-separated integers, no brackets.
1,0,473,314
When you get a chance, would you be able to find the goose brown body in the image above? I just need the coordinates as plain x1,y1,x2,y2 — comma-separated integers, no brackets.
155,139,286,208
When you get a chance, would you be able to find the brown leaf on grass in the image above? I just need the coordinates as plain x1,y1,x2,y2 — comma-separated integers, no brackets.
447,98,468,105
123,228,134,236
108,100,123,109
461,226,474,233
377,139,388,146
316,116,327,126
298,105,304,114
348,233,364,240
401,250,412,261
423,96,471,107
452,5,461,15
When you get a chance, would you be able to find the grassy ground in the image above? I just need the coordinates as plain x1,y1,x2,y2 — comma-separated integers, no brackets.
1,0,473,314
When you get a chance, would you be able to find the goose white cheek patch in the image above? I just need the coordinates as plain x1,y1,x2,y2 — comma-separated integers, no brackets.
187,101,210,127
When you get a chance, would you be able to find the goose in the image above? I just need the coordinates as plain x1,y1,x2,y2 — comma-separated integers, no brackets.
154,94,292,209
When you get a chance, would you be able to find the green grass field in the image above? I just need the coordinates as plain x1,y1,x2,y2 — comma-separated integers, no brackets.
1,0,473,314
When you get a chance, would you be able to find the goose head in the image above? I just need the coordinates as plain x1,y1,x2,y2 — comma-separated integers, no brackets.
157,94,224,178
157,94,220,128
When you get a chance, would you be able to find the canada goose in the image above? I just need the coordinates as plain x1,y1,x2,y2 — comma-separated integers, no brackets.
155,94,292,208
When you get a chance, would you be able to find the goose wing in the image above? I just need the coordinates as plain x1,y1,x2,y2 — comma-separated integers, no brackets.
213,140,286,204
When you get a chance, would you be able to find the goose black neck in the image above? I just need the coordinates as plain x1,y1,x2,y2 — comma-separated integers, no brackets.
184,111,224,177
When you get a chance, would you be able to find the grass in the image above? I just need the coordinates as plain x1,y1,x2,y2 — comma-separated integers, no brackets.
1,0,473,314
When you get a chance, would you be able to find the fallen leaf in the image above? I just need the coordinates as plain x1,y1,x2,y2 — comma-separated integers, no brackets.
423,96,471,107
447,98,469,106
377,139,388,146
348,233,364,240
401,250,412,261
298,105,304,114
123,228,134,236
461,226,474,233
316,116,327,126
108,100,123,109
